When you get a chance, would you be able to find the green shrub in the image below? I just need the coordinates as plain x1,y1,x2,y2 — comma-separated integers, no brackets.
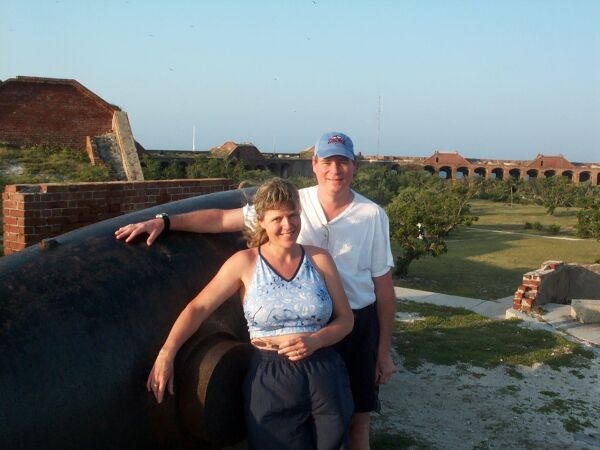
576,209,600,240
524,221,533,229
546,224,561,235
532,221,543,230
0,145,111,183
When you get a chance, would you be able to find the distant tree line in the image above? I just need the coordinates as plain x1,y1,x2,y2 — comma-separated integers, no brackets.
463,175,600,239
4,148,597,268
144,156,600,273
140,154,273,184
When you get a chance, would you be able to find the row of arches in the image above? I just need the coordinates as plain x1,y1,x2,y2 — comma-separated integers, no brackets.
424,165,600,185
150,153,599,186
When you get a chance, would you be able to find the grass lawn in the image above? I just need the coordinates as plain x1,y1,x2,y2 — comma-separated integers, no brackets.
393,300,593,370
470,200,581,237
394,199,600,300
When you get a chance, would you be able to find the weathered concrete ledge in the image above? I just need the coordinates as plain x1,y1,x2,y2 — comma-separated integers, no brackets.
571,299,600,324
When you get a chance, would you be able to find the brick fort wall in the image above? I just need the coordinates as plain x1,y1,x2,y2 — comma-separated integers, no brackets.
0,77,116,150
2,179,235,255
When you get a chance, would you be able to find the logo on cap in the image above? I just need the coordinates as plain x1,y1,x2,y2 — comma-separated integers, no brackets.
327,135,345,145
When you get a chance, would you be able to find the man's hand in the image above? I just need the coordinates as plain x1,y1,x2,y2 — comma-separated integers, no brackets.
115,218,164,246
375,349,395,385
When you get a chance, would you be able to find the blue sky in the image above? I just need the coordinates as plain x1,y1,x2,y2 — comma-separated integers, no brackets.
2,0,599,162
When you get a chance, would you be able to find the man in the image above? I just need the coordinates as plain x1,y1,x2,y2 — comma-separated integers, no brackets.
116,131,396,449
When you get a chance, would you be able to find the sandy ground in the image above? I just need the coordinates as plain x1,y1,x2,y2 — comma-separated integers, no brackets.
372,343,600,449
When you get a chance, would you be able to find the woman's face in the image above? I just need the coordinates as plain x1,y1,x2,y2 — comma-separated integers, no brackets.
258,205,301,248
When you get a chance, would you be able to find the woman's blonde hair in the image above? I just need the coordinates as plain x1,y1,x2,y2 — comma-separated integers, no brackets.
244,177,300,248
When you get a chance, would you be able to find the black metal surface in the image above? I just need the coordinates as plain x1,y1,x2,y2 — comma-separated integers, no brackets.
0,189,255,449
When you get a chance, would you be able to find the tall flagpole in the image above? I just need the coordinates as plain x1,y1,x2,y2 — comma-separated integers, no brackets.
192,125,196,151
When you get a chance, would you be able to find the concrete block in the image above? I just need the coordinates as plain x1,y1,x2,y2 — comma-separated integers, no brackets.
506,308,525,319
571,299,600,324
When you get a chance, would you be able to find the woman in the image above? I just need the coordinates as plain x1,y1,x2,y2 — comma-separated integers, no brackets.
147,178,354,450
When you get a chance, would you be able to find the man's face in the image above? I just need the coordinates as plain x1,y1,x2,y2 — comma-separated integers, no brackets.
312,155,357,194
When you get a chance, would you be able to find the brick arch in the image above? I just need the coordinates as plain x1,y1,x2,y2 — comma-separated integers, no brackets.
579,171,591,183
424,165,435,176
491,168,504,180
456,166,469,178
473,167,486,178
438,166,452,179
509,168,521,180
562,170,573,181
543,169,556,178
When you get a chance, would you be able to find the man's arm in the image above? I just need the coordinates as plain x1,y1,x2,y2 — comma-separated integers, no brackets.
115,208,245,246
373,270,396,385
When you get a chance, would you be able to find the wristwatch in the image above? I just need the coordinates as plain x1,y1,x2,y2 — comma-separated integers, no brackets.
155,213,170,233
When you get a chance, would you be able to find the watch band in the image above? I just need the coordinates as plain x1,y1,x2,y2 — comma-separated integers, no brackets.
155,213,170,233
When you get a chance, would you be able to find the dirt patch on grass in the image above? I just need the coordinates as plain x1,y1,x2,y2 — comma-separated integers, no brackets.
372,349,600,449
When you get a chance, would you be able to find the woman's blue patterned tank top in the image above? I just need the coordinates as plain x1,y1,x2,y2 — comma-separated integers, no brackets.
243,246,333,339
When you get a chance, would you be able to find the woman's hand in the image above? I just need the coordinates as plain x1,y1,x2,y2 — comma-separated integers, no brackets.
277,335,320,361
146,350,175,403
115,218,164,246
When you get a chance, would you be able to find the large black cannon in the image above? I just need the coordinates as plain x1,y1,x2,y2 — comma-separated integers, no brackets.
0,189,255,449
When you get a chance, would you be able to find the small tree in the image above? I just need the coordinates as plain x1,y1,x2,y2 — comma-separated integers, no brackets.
140,154,164,180
386,187,478,276
576,207,600,240
397,167,434,189
162,161,186,179
141,155,185,180
287,176,314,189
531,176,575,215
186,156,272,184
571,183,600,209
352,164,400,206
186,156,231,179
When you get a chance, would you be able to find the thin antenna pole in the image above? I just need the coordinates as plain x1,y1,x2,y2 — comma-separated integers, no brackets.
192,126,196,151
377,95,383,156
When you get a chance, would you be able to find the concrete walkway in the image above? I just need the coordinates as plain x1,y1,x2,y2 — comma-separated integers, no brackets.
394,287,600,347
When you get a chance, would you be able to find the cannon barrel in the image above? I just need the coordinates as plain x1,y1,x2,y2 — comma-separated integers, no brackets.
0,189,255,449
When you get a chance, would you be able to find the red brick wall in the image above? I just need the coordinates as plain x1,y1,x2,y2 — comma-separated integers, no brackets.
513,261,564,311
0,79,114,150
2,179,234,255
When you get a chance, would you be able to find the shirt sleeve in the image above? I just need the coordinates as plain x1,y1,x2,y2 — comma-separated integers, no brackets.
242,203,257,230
